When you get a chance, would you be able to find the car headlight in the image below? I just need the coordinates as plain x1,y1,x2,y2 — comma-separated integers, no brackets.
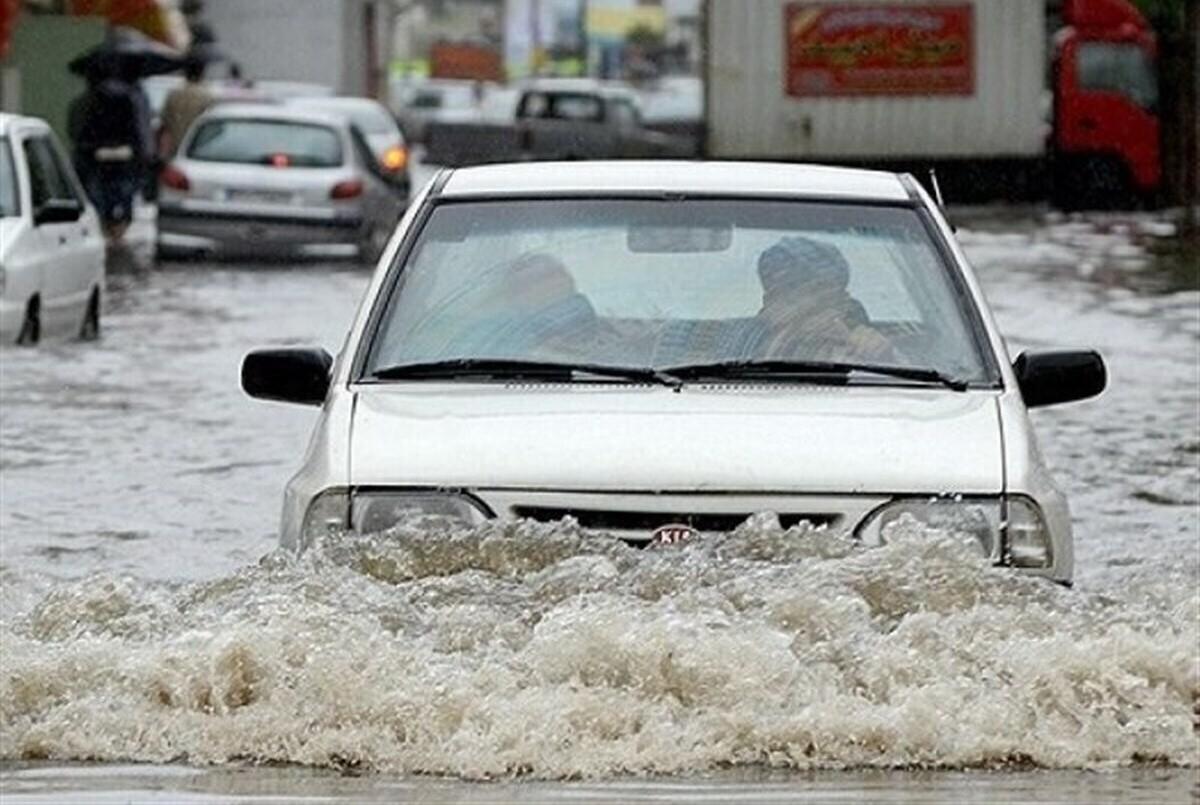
855,496,1052,568
1004,496,1054,569
856,497,1002,559
350,490,490,533
300,488,351,546
300,488,490,546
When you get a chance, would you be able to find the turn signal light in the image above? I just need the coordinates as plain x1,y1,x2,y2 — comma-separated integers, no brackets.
381,145,408,172
330,179,364,200
160,164,190,192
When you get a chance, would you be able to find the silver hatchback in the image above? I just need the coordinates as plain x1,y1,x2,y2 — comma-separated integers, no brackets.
157,103,407,263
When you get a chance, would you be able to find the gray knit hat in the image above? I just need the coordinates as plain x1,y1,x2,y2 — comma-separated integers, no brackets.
757,236,850,290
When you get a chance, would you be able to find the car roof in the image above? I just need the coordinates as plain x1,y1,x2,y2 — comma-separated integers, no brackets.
288,95,387,112
195,102,350,129
0,112,50,137
439,161,912,202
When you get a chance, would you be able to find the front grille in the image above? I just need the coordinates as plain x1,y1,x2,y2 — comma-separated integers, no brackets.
511,506,840,533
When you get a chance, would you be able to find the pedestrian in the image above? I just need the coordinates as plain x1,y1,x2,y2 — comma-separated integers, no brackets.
68,56,151,242
159,54,214,157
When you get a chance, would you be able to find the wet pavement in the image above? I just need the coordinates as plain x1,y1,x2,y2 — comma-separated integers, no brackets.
0,204,1196,802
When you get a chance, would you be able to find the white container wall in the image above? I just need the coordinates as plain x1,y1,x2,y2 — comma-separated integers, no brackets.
706,0,1047,160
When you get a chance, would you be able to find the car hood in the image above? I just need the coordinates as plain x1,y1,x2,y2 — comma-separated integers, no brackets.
348,384,1004,494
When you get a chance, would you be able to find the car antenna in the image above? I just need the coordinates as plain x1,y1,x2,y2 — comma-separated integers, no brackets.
928,169,956,232
929,169,946,208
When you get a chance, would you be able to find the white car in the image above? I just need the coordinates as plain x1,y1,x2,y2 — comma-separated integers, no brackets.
157,104,408,262
0,113,105,345
241,161,1107,584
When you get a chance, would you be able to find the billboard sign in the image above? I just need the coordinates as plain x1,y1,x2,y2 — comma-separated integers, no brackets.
785,4,974,97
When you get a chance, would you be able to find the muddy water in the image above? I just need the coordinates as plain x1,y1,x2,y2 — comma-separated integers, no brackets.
0,212,1197,802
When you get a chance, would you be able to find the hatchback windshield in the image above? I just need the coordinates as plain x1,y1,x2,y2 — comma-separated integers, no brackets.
187,119,344,167
0,138,18,217
365,200,995,384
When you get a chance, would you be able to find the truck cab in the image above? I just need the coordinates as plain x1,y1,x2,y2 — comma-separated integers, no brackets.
1053,0,1160,204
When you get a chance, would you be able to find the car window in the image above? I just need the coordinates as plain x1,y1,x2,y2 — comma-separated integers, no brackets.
366,200,996,384
187,119,344,167
551,93,603,122
348,124,383,177
0,137,18,217
610,99,639,129
1077,42,1157,110
41,134,84,205
409,90,444,109
22,136,77,210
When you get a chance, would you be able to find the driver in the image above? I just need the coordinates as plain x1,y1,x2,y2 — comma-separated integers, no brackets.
750,236,896,363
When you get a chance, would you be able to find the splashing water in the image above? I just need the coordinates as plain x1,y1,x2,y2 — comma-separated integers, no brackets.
2,516,1196,779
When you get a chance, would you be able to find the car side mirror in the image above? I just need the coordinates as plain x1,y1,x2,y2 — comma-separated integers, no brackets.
1013,350,1106,408
241,348,333,406
34,198,83,226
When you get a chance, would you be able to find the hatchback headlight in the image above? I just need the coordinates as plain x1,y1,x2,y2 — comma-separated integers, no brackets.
855,496,1052,568
300,488,490,546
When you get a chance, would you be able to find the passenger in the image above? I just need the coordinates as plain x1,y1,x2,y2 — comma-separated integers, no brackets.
749,236,896,363
159,54,215,158
459,253,603,358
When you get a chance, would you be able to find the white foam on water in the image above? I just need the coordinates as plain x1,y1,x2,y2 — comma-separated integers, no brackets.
2,517,1196,780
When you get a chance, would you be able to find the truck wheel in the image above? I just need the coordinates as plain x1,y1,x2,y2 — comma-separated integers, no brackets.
1058,156,1132,211
16,297,39,346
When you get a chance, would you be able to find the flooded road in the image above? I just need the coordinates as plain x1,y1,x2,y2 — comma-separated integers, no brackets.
0,208,1197,802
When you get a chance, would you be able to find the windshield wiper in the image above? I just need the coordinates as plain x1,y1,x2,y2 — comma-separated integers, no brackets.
368,358,683,388
660,359,970,391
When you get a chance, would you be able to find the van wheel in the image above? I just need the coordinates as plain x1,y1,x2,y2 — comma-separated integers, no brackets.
79,290,101,341
16,297,39,346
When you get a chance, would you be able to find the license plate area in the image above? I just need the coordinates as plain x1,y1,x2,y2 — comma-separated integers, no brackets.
226,188,294,205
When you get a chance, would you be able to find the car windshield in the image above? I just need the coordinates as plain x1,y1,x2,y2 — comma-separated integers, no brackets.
364,199,996,385
0,138,17,217
186,119,344,167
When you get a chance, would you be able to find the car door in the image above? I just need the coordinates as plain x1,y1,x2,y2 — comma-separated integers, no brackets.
21,134,91,337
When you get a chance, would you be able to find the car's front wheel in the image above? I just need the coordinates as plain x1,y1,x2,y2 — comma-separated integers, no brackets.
15,296,39,346
79,289,101,341
358,223,386,266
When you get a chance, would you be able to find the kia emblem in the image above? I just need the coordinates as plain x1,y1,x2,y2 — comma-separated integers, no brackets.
651,523,697,544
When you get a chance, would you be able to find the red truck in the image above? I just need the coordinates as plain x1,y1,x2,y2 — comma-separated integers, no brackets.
1053,0,1160,203
704,0,1161,205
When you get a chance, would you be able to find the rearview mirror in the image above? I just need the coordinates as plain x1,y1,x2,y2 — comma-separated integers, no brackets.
1013,350,1106,408
34,198,83,226
241,348,333,406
